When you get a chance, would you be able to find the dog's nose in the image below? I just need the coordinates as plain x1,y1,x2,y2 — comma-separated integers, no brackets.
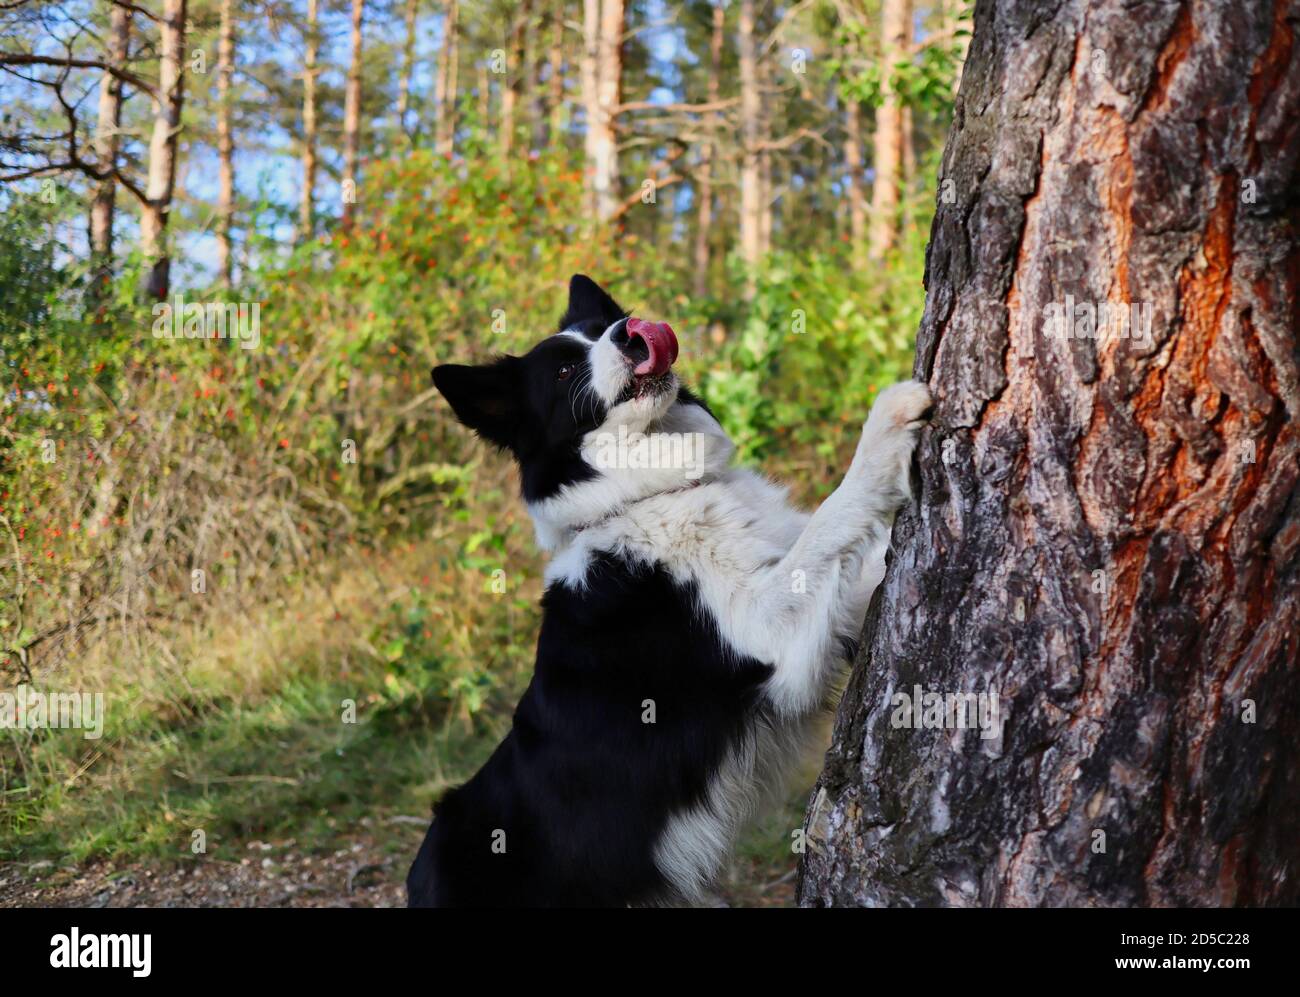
611,319,650,366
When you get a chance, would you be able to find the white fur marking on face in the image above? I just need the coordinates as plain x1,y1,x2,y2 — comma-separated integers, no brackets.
589,327,630,406
557,329,595,347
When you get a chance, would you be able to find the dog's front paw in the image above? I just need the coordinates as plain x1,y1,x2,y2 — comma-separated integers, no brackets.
864,380,933,438
851,381,932,500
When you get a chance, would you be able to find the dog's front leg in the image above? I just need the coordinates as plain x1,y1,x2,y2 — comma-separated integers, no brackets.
748,381,931,715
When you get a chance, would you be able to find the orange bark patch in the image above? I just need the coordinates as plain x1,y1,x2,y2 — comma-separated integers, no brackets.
1141,1,1196,116
1158,176,1236,536
1246,0,1296,170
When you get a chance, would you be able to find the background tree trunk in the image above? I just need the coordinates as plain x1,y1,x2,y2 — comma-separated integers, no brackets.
692,0,724,299
547,1,566,144
434,0,458,156
340,0,365,230
900,5,916,232
298,0,319,242
582,0,623,221
759,141,773,254
476,62,489,133
867,0,909,260
737,0,762,277
581,0,599,211
396,0,419,140
758,47,773,256
800,0,1300,907
501,0,530,159
844,100,866,255
90,0,131,281
140,0,187,299
215,0,235,287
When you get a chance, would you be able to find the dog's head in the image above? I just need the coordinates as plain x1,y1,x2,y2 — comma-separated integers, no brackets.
432,274,733,543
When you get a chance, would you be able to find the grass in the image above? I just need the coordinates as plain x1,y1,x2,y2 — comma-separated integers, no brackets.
5,673,517,865
1,531,532,864
1,531,809,903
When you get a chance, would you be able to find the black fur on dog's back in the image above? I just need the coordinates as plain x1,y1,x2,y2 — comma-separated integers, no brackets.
405,551,772,907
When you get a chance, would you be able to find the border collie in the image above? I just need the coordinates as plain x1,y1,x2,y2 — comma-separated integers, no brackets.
407,275,930,907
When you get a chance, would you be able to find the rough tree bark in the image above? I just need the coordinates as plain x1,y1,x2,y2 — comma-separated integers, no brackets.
800,0,1300,907
867,0,910,259
90,0,131,278
298,0,319,242
340,0,365,230
139,0,187,299
215,0,235,287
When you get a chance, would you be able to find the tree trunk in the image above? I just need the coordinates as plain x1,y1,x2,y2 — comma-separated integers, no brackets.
396,0,419,141
547,1,566,144
867,0,909,259
434,0,459,157
581,0,599,209
501,0,530,159
215,0,235,287
899,0,916,232
298,0,319,242
446,8,459,145
582,0,623,221
800,0,1300,908
692,0,724,299
140,0,187,300
341,0,365,230
530,3,548,149
759,48,774,254
844,98,866,254
759,138,773,254
90,0,131,282
737,0,762,276
901,105,915,204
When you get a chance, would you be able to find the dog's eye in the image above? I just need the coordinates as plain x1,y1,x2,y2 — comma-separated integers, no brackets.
556,364,575,382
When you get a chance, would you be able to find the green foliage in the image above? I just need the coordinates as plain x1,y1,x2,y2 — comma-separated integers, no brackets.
699,251,920,472
830,3,972,115
0,198,66,345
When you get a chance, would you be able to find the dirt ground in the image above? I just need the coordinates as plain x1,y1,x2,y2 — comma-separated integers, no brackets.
0,836,408,909
0,841,795,908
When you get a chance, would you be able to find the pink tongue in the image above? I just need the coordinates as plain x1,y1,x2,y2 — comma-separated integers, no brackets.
626,318,679,377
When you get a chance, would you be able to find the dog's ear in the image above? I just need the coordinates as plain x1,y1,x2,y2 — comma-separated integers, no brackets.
431,358,521,451
558,274,627,331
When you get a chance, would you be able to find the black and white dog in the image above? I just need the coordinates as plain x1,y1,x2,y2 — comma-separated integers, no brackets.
407,275,930,907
